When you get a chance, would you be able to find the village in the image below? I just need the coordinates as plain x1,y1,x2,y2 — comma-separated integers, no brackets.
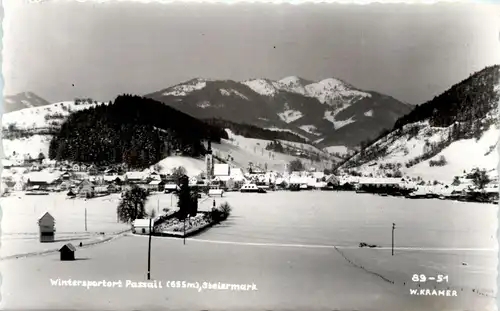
1,151,498,204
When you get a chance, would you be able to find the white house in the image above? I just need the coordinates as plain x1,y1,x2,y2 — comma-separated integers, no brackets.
312,172,325,181
214,164,230,177
125,171,147,184
132,219,153,235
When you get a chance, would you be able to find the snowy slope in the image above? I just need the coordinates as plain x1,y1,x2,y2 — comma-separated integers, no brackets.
405,126,499,181
2,101,108,159
2,101,106,130
265,127,310,141
278,76,310,95
305,78,371,105
241,79,285,97
212,129,335,172
2,135,52,159
162,78,209,96
343,122,499,181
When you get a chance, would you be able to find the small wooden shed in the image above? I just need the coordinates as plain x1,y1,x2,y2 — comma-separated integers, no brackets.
38,212,55,243
59,243,76,261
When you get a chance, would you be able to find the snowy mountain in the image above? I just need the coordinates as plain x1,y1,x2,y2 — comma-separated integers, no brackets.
339,65,500,182
145,76,411,152
2,92,51,113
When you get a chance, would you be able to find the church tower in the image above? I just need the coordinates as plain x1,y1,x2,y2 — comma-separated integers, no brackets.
205,140,213,180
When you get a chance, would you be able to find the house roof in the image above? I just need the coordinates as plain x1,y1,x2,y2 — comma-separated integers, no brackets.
38,211,55,222
125,172,146,180
103,175,123,182
165,184,179,190
358,177,402,184
213,176,233,182
149,180,163,185
78,180,95,187
2,159,13,167
26,172,62,184
59,243,76,252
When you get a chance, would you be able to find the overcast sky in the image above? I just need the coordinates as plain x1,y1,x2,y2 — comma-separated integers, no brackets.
3,1,500,104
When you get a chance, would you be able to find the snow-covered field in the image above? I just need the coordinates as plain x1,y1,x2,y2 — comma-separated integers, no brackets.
0,191,496,311
1,193,128,236
0,191,217,259
198,192,497,249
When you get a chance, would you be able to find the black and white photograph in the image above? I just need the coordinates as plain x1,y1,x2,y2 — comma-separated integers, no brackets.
1,1,499,310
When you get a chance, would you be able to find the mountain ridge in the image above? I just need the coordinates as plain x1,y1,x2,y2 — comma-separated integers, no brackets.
3,92,51,113
145,75,412,152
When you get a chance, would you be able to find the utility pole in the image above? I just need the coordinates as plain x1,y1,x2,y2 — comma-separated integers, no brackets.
392,223,396,256
85,208,87,232
183,216,186,245
147,217,152,280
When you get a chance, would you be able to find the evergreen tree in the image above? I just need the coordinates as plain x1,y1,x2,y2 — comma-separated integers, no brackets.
117,185,149,223
176,175,191,219
38,152,46,163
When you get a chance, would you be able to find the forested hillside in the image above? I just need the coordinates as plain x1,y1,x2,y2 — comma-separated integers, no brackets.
48,95,228,168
